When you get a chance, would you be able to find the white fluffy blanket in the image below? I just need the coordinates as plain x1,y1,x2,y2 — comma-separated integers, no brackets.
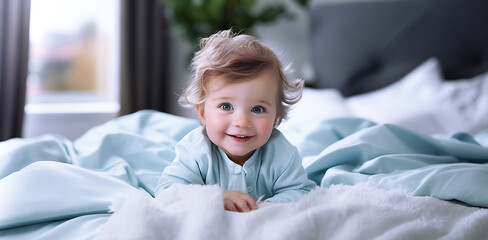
97,184,488,240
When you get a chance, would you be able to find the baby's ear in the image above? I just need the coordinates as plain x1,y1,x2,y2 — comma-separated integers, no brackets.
196,105,206,126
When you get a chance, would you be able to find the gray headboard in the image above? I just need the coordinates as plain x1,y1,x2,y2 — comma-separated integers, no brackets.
309,0,488,96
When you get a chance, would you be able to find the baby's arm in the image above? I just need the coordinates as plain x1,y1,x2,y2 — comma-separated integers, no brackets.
155,143,206,196
223,191,258,212
265,152,317,203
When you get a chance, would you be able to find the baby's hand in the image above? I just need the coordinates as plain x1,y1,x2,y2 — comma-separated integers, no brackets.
223,191,258,212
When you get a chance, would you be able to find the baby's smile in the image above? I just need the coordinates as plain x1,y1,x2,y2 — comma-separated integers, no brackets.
227,133,253,142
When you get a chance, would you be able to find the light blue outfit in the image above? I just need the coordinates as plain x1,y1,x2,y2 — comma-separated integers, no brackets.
155,126,316,202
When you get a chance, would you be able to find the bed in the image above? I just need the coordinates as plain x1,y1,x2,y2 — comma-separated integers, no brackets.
1,0,488,239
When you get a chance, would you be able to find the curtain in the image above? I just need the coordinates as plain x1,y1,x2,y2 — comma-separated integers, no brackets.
0,0,31,141
119,0,170,115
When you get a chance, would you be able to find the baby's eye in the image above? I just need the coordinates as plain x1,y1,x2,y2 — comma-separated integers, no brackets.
251,106,265,114
220,103,233,111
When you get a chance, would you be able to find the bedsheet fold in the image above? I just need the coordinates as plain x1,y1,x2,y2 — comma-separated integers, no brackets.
288,120,488,207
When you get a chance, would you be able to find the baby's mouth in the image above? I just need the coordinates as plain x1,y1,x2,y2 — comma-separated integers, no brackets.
227,134,252,142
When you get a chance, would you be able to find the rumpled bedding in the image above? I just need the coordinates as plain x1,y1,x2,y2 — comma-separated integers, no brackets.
1,110,488,239
97,184,488,240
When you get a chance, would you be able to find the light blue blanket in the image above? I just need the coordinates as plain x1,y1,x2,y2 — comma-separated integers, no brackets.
1,110,487,239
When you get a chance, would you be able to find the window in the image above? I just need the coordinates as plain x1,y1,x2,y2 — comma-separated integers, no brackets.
24,0,120,139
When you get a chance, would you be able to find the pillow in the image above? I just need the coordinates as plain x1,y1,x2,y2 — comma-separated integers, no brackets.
434,71,488,134
279,88,352,130
346,58,488,135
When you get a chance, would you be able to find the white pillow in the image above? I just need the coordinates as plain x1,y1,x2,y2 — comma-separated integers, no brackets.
346,58,444,133
434,71,488,134
346,58,488,135
279,88,352,130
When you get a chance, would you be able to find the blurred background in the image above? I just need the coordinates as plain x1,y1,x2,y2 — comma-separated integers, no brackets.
1,0,318,141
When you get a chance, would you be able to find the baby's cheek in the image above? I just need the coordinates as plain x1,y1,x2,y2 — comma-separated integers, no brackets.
206,117,228,139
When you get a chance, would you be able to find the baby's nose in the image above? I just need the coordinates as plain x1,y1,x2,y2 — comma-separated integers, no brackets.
232,112,251,127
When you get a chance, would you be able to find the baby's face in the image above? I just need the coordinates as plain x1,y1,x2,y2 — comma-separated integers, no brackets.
197,69,279,165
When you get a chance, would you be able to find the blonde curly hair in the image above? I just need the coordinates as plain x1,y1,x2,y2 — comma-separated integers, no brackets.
179,29,303,126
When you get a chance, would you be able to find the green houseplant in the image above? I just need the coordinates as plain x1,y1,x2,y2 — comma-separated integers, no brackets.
160,0,308,47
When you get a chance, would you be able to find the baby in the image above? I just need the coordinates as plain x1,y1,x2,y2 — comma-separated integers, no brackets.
155,29,316,212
